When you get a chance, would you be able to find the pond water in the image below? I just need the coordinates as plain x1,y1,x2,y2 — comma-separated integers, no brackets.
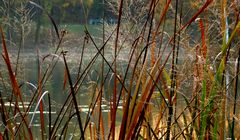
2,47,225,139
8,49,130,138
3,27,240,138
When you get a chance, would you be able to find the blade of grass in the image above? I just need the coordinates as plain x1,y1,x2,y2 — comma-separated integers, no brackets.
199,19,207,59
220,1,229,139
173,2,183,137
37,50,46,139
125,50,164,139
192,46,202,138
111,0,124,138
0,25,33,139
50,28,115,138
232,49,240,139
63,68,68,90
0,92,11,139
199,21,240,140
118,37,144,140
29,1,60,39
62,52,85,140
47,92,52,138
124,26,176,138
166,0,179,139
29,91,49,127
142,0,156,64
0,26,23,106
59,113,76,139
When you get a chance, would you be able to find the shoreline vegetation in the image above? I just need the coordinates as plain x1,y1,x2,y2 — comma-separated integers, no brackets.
0,0,240,139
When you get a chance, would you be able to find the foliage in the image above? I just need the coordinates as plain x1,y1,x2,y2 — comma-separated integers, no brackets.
0,0,240,140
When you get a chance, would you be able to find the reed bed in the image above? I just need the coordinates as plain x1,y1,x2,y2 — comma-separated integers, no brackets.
0,0,240,139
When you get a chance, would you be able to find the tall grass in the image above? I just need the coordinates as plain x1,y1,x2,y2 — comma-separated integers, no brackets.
0,0,240,139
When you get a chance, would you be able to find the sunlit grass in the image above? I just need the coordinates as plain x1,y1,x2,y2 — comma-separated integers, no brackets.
0,0,240,140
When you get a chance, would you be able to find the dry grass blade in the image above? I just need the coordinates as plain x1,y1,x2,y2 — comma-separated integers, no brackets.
199,19,207,59
125,55,163,139
37,50,46,139
180,0,213,31
0,25,33,139
0,92,12,139
84,29,128,93
155,0,171,31
63,68,68,90
111,0,124,138
151,31,156,67
118,38,142,140
0,26,23,103
47,92,52,138
29,1,60,39
232,47,240,139
166,0,180,138
0,133,3,139
219,1,227,139
62,52,85,140
50,27,116,139
1,0,240,139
